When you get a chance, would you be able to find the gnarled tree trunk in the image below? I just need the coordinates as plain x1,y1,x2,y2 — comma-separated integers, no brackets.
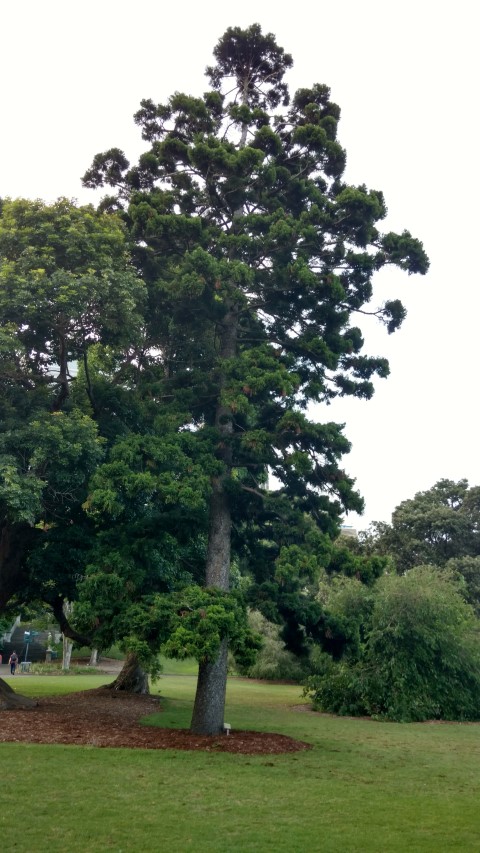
0,678,37,711
107,652,149,694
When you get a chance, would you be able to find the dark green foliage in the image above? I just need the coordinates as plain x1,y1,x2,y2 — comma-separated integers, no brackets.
245,518,389,664
0,198,143,613
316,575,374,663
306,481,480,721
305,652,368,718
83,26,428,497
236,610,306,681
206,24,293,109
74,582,260,675
365,479,480,611
368,479,480,571
67,426,214,662
446,556,480,616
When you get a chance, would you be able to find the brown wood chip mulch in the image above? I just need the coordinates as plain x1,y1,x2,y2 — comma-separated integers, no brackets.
0,688,311,754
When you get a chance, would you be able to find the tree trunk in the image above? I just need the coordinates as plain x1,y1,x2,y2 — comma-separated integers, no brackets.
107,652,149,694
62,600,73,670
62,637,73,671
191,88,248,736
190,476,231,734
52,595,92,648
0,678,37,711
190,639,228,734
89,648,98,667
190,310,237,736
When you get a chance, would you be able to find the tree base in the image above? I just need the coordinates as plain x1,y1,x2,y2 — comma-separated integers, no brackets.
190,639,228,735
0,677,37,710
106,653,149,694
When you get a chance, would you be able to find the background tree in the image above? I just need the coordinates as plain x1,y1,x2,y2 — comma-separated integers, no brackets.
0,198,145,706
240,510,387,666
365,479,480,611
0,197,145,601
83,24,428,734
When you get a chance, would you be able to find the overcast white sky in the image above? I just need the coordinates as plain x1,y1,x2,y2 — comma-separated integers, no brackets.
1,1,478,529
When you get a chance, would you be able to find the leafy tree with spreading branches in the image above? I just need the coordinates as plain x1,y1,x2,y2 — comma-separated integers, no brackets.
363,479,480,612
0,197,145,707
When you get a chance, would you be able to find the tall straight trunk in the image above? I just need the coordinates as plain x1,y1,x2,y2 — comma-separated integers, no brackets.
190,97,249,735
62,636,73,670
62,601,73,670
190,310,238,735
190,477,231,733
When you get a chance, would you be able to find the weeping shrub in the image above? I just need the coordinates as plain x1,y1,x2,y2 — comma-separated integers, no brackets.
306,567,480,721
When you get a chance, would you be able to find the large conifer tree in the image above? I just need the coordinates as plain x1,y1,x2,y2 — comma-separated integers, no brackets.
84,24,428,734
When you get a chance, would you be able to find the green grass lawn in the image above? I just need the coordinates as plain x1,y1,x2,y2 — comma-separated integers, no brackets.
158,654,198,675
1,674,480,852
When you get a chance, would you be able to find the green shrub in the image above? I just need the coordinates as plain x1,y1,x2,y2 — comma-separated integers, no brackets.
306,567,480,721
305,651,369,717
29,663,97,675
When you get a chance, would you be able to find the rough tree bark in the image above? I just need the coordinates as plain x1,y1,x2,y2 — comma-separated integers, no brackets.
190,310,237,735
190,638,229,734
107,652,150,694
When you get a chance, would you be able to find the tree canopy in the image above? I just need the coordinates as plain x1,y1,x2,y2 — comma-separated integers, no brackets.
367,479,480,570
0,198,144,613
364,478,480,613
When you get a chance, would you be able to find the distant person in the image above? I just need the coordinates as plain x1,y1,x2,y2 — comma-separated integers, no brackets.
9,651,18,675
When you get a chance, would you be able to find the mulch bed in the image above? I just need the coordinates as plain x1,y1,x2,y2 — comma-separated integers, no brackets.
0,688,311,754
